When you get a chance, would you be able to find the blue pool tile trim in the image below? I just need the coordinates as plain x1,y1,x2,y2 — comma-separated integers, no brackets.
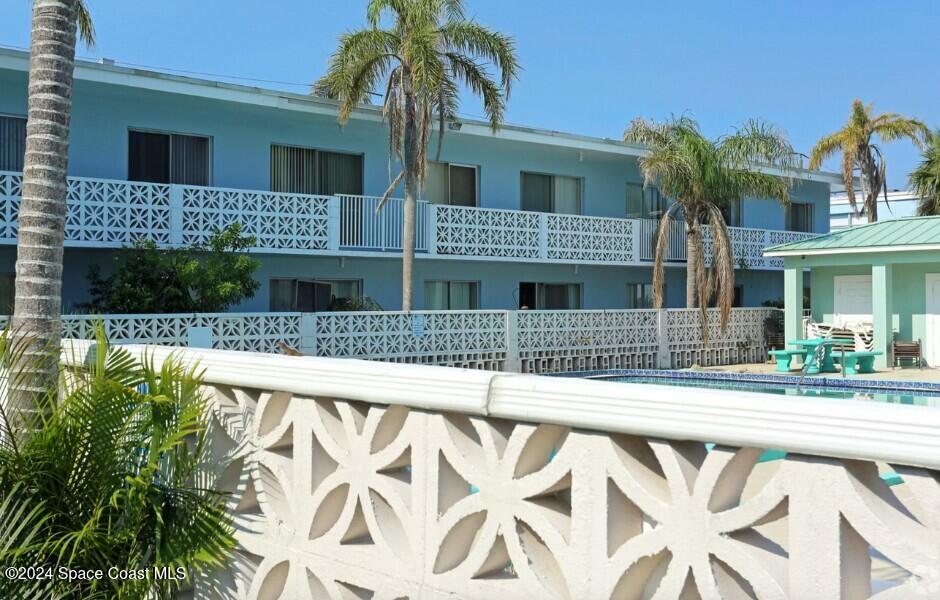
553,368,940,393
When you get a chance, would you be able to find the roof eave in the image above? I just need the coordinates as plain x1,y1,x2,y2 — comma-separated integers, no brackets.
0,47,843,183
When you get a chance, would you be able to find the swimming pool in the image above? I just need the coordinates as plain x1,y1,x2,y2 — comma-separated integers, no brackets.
583,370,940,407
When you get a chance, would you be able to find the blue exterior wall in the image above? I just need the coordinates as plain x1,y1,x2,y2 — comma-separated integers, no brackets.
0,67,831,223
0,61,828,311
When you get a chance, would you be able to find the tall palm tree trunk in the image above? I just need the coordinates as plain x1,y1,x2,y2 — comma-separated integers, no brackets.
400,88,417,312
12,0,79,395
685,224,699,308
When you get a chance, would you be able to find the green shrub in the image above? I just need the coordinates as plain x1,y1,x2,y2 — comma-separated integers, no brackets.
84,224,261,314
0,330,235,599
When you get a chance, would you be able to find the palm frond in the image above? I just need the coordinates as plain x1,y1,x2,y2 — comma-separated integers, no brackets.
912,131,940,216
77,0,95,46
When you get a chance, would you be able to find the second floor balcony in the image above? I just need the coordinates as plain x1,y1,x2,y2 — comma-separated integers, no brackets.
0,171,817,270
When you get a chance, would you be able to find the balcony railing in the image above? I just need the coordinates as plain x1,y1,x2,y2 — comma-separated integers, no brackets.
62,339,940,598
0,171,815,268
1,307,778,372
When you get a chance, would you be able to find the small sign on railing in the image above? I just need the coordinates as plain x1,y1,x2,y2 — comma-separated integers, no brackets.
411,315,426,339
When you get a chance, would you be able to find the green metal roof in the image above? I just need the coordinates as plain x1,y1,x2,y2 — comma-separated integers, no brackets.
765,216,940,255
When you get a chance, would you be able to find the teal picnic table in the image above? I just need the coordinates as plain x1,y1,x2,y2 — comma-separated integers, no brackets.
787,338,841,374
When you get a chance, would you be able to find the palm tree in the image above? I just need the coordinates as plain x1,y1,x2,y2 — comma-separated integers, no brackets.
809,100,927,223
0,331,235,599
624,116,797,331
11,0,94,394
913,130,940,216
316,0,519,311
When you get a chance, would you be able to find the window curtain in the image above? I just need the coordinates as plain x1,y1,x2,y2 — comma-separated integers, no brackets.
541,283,579,309
788,203,813,232
448,282,477,310
271,145,317,194
318,151,363,196
269,279,297,312
423,162,450,204
0,116,26,172
625,183,644,218
449,165,477,207
553,176,580,215
128,131,170,184
425,281,448,310
170,134,210,186
326,279,361,301
521,173,552,212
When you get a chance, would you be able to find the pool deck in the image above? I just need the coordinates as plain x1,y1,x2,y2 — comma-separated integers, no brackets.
699,361,940,383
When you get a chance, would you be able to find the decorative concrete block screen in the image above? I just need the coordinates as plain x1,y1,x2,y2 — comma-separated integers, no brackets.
181,186,332,250
0,308,777,372
62,343,940,599
434,205,542,259
0,171,173,245
667,308,778,368
517,309,660,373
0,313,303,354
544,214,635,263
1,170,814,270
311,311,508,370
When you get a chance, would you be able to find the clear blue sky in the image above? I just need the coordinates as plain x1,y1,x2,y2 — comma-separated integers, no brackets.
3,0,938,188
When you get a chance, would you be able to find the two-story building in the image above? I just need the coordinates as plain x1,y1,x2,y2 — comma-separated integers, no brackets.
0,48,840,314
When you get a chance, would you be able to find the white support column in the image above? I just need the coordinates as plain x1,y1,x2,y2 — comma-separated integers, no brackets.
504,311,520,372
327,196,341,251
656,309,670,368
872,263,894,369
784,263,804,349
300,313,318,356
426,204,438,256
629,219,642,264
538,213,549,260
169,185,184,247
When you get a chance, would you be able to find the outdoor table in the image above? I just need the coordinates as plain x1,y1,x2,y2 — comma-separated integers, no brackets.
787,338,841,374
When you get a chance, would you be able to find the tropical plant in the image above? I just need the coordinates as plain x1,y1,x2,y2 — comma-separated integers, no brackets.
12,0,95,396
84,224,261,314
0,329,235,599
315,0,519,311
624,116,798,332
913,130,940,216
809,100,927,223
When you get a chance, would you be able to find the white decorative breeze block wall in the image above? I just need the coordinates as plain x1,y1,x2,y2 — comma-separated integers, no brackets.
0,313,303,354
181,187,331,250
517,310,660,373
311,311,508,370
1,170,813,269
0,308,777,372
667,308,777,368
110,348,937,600
434,205,541,259
544,214,635,263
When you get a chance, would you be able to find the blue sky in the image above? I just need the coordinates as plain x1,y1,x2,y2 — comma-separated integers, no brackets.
3,0,938,188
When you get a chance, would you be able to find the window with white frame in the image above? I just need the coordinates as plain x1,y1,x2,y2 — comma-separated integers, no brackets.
626,283,655,309
128,130,211,186
423,162,477,206
0,115,27,172
521,172,581,214
269,278,363,312
424,280,479,310
270,144,363,196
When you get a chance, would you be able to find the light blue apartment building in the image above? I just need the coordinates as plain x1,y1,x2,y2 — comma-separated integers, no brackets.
0,48,840,314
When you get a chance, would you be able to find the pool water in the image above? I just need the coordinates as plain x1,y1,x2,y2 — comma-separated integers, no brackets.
596,374,940,407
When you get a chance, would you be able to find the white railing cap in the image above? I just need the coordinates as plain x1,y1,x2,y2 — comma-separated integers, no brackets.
61,340,940,470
